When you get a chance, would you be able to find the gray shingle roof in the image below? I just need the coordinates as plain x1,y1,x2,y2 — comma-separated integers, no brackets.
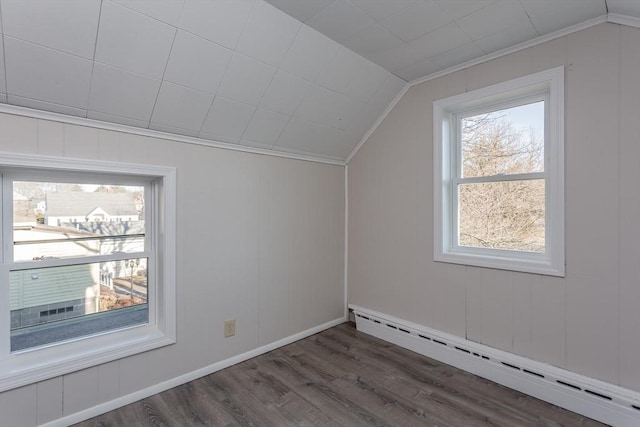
45,192,138,217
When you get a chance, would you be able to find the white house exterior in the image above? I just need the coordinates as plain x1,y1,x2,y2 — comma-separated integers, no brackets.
44,192,139,226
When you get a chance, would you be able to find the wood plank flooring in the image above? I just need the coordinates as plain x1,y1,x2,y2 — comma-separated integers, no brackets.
74,323,605,426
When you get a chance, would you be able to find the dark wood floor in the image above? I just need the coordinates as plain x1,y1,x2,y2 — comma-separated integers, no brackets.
74,322,605,426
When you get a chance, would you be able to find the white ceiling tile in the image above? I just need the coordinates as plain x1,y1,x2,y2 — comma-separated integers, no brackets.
349,0,418,21
8,95,87,117
607,0,640,17
265,0,334,22
164,30,233,94
95,1,176,79
316,48,389,103
87,111,150,128
433,0,498,20
409,23,472,58
295,84,361,130
280,25,339,82
200,96,256,143
429,42,485,69
521,0,607,35
259,70,310,116
4,37,93,109
151,82,214,132
236,1,301,67
380,0,452,42
1,0,100,59
342,24,405,56
276,117,353,159
88,63,160,122
475,22,538,54
395,57,441,81
149,122,199,138
344,104,382,139
456,0,531,41
346,62,390,103
307,0,375,43
180,0,254,49
216,53,277,106
241,108,290,145
314,46,364,92
366,42,426,75
367,74,406,111
111,0,185,26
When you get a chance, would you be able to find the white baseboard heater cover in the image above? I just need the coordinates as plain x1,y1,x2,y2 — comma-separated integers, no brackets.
350,305,640,427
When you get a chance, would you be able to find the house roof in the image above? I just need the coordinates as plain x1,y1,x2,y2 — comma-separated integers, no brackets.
45,192,138,217
0,0,637,161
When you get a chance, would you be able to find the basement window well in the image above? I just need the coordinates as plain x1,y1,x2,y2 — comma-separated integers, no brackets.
0,153,176,392
433,67,564,276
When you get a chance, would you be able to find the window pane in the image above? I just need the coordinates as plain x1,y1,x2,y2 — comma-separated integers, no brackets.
10,258,148,352
458,179,545,252
461,101,544,178
13,182,144,262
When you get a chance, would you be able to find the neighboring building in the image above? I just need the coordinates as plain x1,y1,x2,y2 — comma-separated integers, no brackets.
11,223,147,330
11,226,101,329
12,191,33,225
45,192,139,226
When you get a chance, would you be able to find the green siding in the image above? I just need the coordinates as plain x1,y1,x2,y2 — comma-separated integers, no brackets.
10,265,96,310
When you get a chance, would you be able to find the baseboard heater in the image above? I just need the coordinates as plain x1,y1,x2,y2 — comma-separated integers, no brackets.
350,304,640,427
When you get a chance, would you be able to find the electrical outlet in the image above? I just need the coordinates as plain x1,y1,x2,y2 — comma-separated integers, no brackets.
224,319,236,338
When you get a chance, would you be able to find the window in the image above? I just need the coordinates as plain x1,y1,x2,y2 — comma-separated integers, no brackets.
433,67,564,276
0,153,176,392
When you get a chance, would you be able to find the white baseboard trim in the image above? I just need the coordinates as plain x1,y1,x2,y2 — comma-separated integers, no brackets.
350,304,640,427
41,316,347,427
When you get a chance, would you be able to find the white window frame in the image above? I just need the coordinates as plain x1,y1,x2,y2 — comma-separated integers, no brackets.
0,153,177,392
433,66,564,276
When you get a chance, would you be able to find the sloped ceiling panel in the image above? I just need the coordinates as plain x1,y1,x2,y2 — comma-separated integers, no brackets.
0,0,405,162
266,0,618,81
1,0,636,162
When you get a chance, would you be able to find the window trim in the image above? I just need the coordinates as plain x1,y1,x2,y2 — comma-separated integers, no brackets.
0,152,176,392
433,66,564,276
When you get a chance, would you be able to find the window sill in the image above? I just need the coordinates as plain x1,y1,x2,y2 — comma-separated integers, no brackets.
0,323,175,392
435,250,565,277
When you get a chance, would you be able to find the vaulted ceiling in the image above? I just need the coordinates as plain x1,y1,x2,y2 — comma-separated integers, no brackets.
267,0,639,81
0,1,637,161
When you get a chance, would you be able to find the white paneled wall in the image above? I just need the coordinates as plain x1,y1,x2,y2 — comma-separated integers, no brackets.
0,112,345,426
348,22,640,392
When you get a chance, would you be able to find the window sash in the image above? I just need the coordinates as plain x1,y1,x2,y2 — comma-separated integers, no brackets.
1,172,156,354
449,91,549,255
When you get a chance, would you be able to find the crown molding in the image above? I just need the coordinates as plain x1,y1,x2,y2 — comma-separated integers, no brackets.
0,104,346,167
608,13,640,28
345,14,616,165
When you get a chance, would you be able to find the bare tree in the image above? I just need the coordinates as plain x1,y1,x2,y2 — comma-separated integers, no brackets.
458,113,545,252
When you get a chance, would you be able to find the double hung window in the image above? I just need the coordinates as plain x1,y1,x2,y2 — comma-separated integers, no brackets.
0,153,176,391
433,67,564,276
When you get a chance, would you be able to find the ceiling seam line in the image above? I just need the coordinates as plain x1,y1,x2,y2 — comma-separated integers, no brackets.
237,4,306,147
233,0,258,52
304,0,336,24
0,4,8,97
146,25,180,131
83,0,106,117
105,0,179,28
